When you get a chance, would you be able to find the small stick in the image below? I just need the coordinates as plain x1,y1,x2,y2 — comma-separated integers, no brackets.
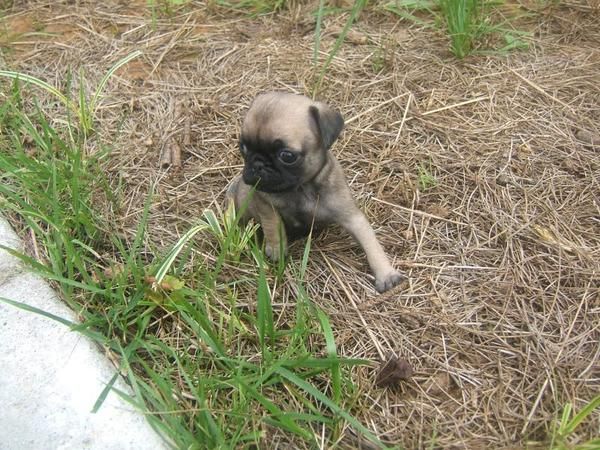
149,16,193,77
509,69,575,112
159,144,172,168
345,93,408,125
521,378,549,435
371,196,470,227
420,95,490,117
170,97,177,118
183,103,191,146
389,95,490,126
29,228,41,262
394,92,412,144
213,46,239,66
171,141,182,168
320,252,386,360
174,99,183,119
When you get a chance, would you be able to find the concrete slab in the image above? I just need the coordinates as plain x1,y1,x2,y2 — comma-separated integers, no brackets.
0,218,169,450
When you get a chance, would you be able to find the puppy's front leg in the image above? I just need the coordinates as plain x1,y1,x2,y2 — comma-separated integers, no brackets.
340,210,406,293
260,206,287,262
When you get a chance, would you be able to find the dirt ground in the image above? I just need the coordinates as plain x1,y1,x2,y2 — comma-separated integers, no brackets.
1,0,599,448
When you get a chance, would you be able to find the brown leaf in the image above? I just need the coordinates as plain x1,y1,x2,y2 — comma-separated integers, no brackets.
375,354,413,387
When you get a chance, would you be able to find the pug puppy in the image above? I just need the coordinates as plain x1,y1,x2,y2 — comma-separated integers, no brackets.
228,91,406,293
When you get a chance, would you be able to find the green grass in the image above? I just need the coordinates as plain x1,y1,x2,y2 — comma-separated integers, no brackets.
417,162,437,191
0,50,141,138
384,0,530,58
0,86,386,448
383,0,437,27
549,395,600,450
438,0,479,58
312,0,369,95
212,0,287,14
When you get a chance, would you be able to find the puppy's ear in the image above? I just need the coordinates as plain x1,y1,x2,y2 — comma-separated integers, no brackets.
309,103,345,150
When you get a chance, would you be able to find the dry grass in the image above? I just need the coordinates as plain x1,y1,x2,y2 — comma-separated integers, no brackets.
1,0,599,448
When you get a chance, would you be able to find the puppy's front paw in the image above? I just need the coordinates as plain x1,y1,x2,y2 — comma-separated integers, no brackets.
375,270,407,293
264,242,286,262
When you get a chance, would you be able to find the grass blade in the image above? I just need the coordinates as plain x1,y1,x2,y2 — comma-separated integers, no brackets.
91,372,119,413
234,376,313,440
90,50,142,113
0,296,108,344
155,222,209,283
313,0,326,64
256,251,274,357
313,0,368,95
563,395,600,436
0,71,71,108
314,308,341,403
0,296,76,328
275,366,386,449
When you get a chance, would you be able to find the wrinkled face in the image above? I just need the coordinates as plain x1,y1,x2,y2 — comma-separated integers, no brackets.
239,92,344,193
239,135,310,193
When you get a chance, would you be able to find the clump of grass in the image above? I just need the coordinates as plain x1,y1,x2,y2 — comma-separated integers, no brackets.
147,0,191,23
383,0,437,27
384,0,530,58
0,88,384,448
213,0,287,14
438,0,479,58
0,50,141,138
417,162,437,191
0,91,117,305
549,395,600,450
370,37,396,73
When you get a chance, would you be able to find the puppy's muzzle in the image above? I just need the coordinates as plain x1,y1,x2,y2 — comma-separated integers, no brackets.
251,160,266,175
244,161,266,185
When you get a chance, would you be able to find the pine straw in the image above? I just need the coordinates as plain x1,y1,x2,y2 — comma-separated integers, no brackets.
2,0,599,448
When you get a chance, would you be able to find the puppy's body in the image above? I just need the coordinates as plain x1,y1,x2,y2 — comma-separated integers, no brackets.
229,92,406,293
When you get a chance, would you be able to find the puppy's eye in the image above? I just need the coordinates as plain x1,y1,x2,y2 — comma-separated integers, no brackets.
278,150,298,165
239,142,248,155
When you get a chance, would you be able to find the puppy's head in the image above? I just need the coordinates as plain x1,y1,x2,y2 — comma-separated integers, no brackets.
239,92,344,193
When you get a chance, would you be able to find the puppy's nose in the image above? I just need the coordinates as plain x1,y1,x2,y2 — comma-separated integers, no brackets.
253,160,266,175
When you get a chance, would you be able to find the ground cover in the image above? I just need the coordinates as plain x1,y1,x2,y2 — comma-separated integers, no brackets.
1,1,599,448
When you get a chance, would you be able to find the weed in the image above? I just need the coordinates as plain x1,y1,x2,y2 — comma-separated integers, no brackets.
384,0,530,58
384,0,437,27
370,37,396,73
438,0,479,58
549,395,600,450
312,0,369,95
0,50,141,138
214,0,287,14
371,46,386,72
147,0,190,21
417,162,437,191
